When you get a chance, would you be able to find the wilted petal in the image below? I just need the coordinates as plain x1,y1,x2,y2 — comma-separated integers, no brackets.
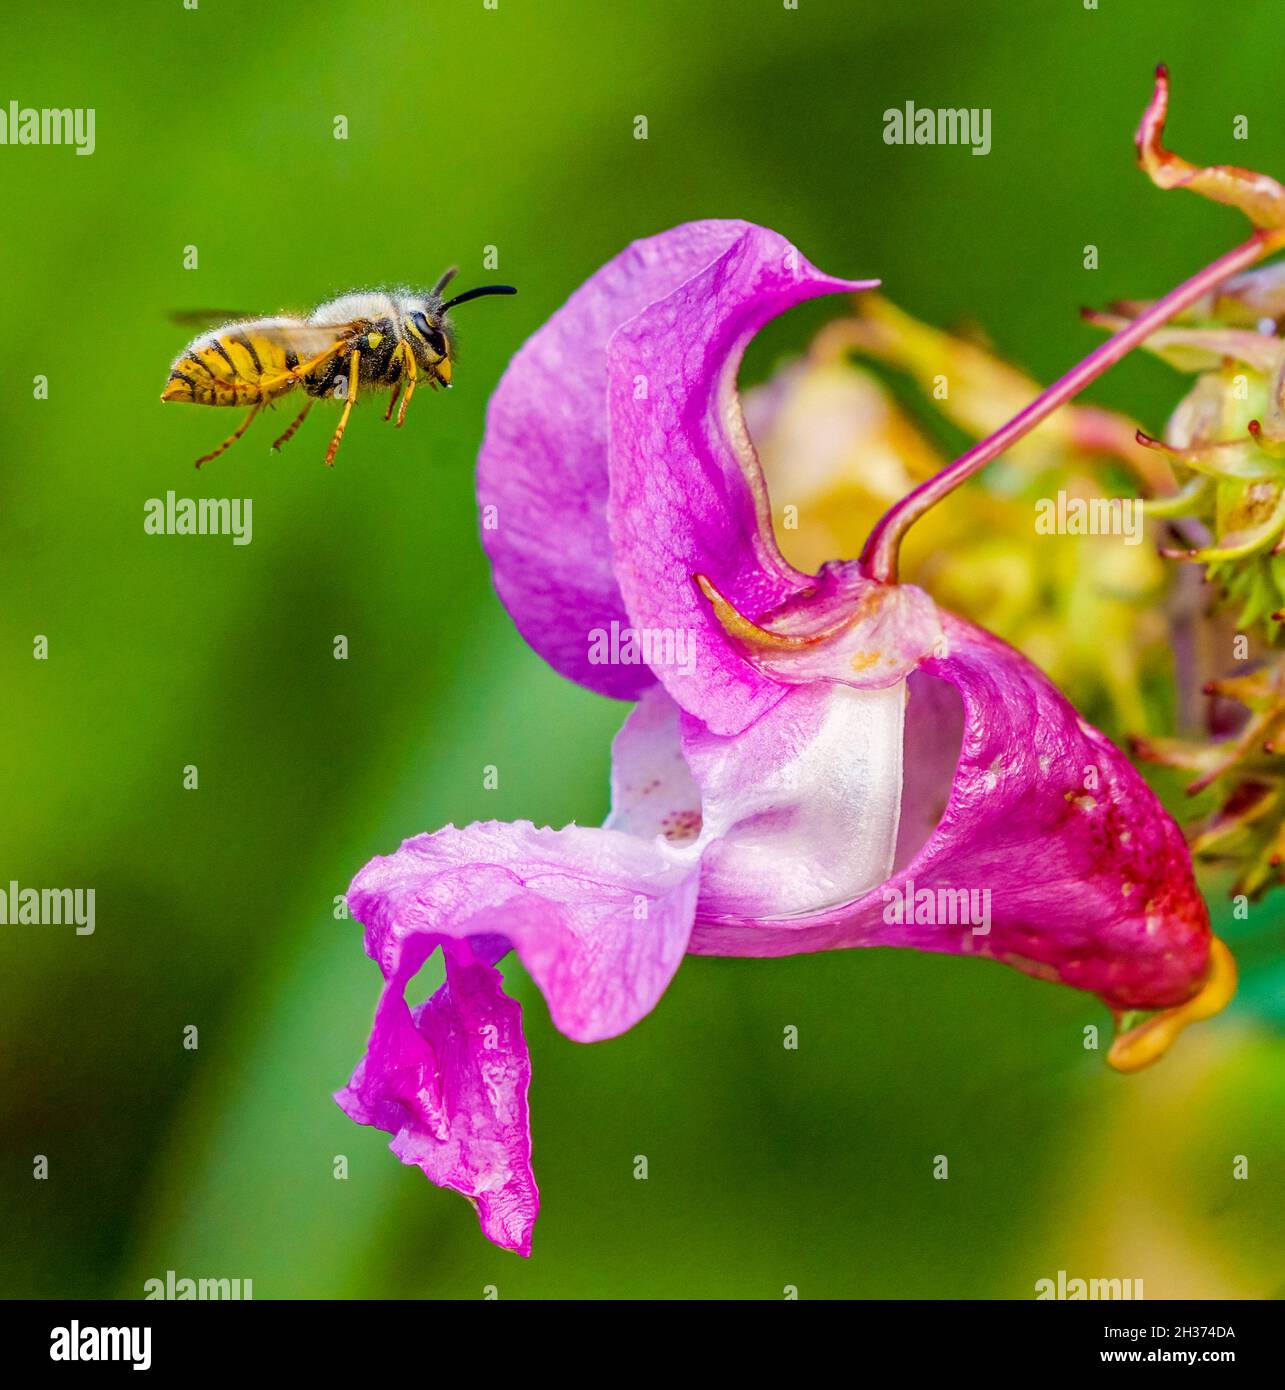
336,942,537,1256
339,817,702,1255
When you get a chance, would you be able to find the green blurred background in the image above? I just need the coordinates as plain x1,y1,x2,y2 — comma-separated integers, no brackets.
1,0,1281,1299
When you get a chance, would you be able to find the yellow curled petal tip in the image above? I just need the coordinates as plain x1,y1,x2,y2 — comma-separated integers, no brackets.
1107,937,1238,1073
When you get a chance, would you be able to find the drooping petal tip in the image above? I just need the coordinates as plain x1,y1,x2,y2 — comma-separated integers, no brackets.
335,944,538,1256
338,817,703,1254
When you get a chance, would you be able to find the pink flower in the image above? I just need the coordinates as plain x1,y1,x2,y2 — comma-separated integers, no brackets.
337,221,1218,1256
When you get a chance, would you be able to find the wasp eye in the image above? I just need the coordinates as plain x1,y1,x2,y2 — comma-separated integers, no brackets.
413,312,448,358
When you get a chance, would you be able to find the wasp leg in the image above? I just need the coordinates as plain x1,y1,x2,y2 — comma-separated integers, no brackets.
324,349,361,466
396,345,418,428
293,339,354,381
270,399,313,453
257,337,354,400
384,350,404,423
194,404,260,468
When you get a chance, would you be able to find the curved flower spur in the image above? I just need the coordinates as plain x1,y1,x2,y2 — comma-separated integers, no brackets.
337,74,1262,1254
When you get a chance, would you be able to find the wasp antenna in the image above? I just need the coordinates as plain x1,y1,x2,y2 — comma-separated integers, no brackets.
440,284,518,311
431,265,460,297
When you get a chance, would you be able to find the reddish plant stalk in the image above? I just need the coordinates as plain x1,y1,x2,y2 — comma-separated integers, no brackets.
858,228,1285,585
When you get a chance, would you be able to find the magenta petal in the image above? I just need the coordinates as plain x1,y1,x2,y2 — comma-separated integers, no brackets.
340,801,700,1255
349,820,700,1044
335,943,537,1256
606,224,877,735
690,614,1211,1012
478,220,764,699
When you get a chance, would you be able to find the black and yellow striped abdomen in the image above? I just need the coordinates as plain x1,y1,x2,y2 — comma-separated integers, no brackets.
163,328,300,407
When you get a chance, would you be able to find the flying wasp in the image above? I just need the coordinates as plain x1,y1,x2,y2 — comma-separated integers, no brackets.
161,270,516,466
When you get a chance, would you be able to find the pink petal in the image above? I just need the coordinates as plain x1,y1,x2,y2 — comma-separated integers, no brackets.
336,943,537,1256
606,224,877,735
339,819,702,1255
349,820,701,1044
477,220,767,699
689,614,1212,1012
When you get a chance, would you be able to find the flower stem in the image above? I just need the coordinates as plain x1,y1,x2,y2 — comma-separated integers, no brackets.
858,228,1285,585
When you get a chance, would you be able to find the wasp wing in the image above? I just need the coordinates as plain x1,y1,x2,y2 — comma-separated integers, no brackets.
179,318,371,385
165,316,371,406
175,314,362,351
226,318,367,360
169,309,258,328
